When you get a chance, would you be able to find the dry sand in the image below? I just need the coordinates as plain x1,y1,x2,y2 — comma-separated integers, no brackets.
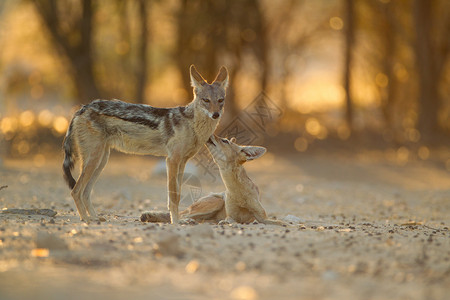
0,151,449,300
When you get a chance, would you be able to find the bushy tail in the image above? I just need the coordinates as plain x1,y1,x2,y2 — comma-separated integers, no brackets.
63,118,77,189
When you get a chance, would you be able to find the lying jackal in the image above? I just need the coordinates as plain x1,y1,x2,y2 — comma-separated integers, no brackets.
63,65,228,223
141,135,286,226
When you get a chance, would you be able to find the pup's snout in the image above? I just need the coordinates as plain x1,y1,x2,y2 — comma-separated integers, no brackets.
212,112,220,119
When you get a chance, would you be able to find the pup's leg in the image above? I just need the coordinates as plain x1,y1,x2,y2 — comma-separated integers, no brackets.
249,201,287,226
180,194,225,222
166,156,181,224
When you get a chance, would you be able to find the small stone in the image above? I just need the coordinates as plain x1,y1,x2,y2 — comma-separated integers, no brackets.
282,215,303,224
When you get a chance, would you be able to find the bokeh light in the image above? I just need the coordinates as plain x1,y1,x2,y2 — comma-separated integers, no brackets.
53,116,69,134
19,110,35,127
38,109,54,127
329,17,344,30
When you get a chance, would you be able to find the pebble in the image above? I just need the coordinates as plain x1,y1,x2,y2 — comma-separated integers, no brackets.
282,215,303,224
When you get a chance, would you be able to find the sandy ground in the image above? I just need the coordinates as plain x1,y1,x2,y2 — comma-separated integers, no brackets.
0,150,449,300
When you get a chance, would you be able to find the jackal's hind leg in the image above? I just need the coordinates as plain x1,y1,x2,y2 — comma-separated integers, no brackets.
72,143,107,222
83,147,110,220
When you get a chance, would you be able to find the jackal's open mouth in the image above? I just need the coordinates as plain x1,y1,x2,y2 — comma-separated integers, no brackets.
207,137,215,146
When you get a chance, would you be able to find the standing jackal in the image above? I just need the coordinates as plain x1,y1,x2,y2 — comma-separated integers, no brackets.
63,65,228,223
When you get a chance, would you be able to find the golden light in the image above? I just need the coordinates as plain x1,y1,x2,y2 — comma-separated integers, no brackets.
294,137,308,152
375,73,389,88
417,146,429,160
396,147,409,164
316,126,328,140
31,248,49,258
19,110,35,127
235,261,246,272
292,82,345,114
185,259,200,274
17,140,30,154
230,285,258,300
33,154,46,167
394,63,409,82
407,128,420,142
53,116,69,134
329,17,344,30
38,109,54,127
1,117,18,133
305,118,321,136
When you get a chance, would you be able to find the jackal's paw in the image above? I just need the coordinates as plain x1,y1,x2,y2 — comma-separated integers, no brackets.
218,220,229,226
179,218,198,225
218,217,236,226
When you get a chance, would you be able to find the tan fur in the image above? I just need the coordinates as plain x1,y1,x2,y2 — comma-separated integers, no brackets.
140,193,226,223
141,136,286,226
206,135,287,226
63,65,229,223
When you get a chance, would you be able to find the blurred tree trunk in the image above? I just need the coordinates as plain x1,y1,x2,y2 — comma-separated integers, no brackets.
412,0,448,140
33,0,101,103
380,2,397,132
343,0,354,132
254,1,269,94
135,0,149,103
175,0,193,99
174,0,267,119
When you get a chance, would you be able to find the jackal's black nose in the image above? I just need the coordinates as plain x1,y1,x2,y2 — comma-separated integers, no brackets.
212,112,220,119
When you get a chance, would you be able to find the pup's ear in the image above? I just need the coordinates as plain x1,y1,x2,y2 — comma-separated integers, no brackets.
230,137,237,143
212,66,229,89
241,146,266,161
190,65,207,88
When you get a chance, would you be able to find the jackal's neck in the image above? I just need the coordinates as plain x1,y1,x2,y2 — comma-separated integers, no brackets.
190,101,219,138
220,164,258,198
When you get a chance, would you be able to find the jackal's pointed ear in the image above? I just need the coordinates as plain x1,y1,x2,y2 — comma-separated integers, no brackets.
241,146,266,161
190,65,207,88
213,66,229,89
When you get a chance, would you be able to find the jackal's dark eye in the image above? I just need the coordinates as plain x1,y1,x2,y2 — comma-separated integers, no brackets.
221,138,229,144
218,98,224,103
202,98,210,103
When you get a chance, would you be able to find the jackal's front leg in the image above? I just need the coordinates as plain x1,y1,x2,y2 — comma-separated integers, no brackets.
166,157,181,224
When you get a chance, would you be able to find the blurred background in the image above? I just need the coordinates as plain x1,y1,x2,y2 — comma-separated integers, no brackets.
0,0,449,167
